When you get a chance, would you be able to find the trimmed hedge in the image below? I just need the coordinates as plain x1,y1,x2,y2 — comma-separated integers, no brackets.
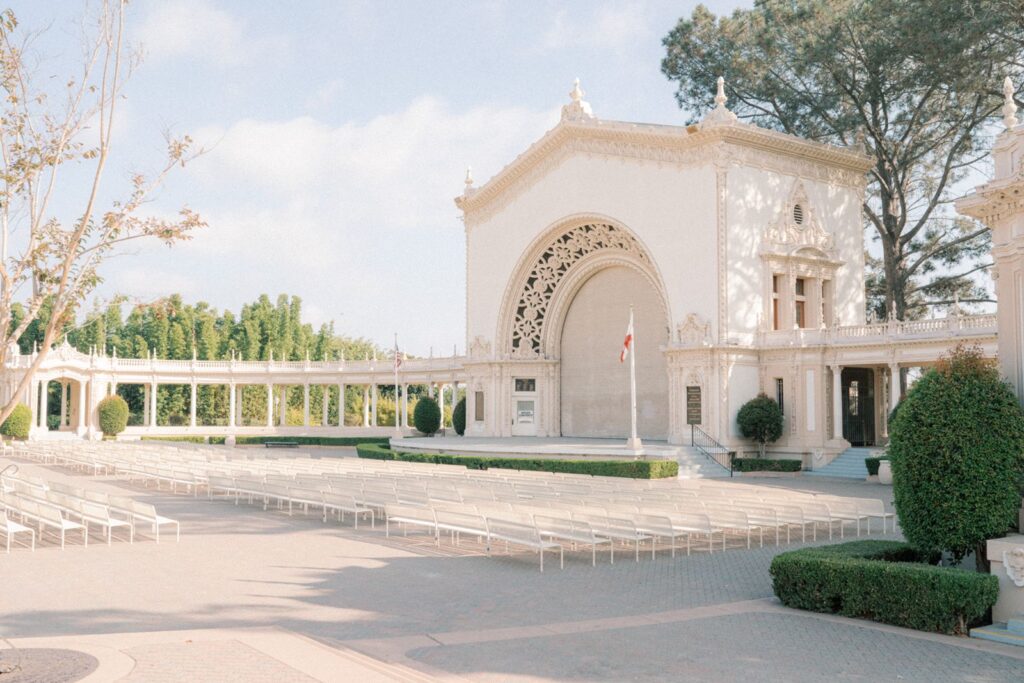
97,395,129,437
452,397,466,435
140,435,391,447
0,403,32,440
770,540,998,635
355,443,679,479
142,436,209,444
733,457,801,472
864,456,889,476
413,396,441,435
231,436,390,446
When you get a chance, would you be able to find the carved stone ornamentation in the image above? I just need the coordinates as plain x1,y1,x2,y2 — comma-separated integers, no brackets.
677,314,711,347
1004,548,1024,588
763,180,836,257
509,223,648,355
469,336,492,360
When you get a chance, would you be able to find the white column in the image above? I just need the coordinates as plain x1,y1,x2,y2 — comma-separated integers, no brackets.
831,365,843,441
59,381,67,427
438,383,446,429
266,384,273,427
38,380,48,429
143,383,150,426
279,386,287,426
362,385,369,427
228,383,236,428
889,363,902,407
401,384,409,428
337,383,345,427
321,385,329,426
303,384,310,426
236,385,243,425
189,383,197,428
371,385,378,426
76,381,87,431
149,382,158,427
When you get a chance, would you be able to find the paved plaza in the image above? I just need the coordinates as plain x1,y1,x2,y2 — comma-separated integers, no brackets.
2,449,1024,682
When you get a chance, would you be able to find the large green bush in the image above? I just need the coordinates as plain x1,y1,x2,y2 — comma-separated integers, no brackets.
355,443,678,478
736,393,783,457
452,397,466,435
770,540,997,635
889,346,1024,564
97,395,129,436
0,403,32,439
733,458,801,473
413,396,441,435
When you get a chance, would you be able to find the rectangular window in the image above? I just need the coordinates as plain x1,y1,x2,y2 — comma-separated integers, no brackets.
775,378,785,415
794,277,807,328
772,275,782,330
474,391,485,422
514,378,536,392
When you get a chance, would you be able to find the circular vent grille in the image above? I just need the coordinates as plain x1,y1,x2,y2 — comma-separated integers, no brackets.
793,204,805,225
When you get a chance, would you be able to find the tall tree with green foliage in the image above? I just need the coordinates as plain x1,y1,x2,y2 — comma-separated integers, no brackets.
662,0,1024,320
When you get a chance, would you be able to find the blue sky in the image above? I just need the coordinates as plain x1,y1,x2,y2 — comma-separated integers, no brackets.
9,0,748,354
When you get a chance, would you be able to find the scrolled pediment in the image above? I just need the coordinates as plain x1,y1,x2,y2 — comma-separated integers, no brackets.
762,180,836,259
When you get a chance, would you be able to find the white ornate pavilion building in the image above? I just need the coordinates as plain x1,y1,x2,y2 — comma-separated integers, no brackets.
454,79,997,459
5,78,1017,468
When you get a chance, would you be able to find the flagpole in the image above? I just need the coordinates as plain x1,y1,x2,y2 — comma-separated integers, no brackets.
394,333,401,436
627,305,642,451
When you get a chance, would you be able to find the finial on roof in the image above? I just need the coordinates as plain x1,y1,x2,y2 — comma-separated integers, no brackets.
561,77,594,122
1003,76,1019,130
570,77,584,102
701,75,738,127
463,166,474,195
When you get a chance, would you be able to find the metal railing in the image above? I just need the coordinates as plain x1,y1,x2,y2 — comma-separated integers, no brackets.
691,424,735,477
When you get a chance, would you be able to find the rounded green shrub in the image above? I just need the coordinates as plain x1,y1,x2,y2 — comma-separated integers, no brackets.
1,403,32,439
452,397,466,436
413,396,441,435
97,395,129,437
736,393,783,457
890,345,1024,564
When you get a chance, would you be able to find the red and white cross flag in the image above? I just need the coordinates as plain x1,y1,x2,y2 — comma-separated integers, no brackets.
619,312,634,363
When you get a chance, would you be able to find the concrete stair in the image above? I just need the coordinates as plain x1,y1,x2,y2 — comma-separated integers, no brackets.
805,446,878,479
972,615,1024,647
675,446,731,479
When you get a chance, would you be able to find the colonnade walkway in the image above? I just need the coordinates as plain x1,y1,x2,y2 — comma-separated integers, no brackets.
1,444,1022,681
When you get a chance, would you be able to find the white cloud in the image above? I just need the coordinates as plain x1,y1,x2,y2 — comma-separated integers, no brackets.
136,0,267,66
175,97,558,353
541,3,650,53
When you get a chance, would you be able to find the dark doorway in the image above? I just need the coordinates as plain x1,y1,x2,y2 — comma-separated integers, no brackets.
841,367,875,447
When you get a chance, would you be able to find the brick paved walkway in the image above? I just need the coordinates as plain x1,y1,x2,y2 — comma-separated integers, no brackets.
2,455,1022,682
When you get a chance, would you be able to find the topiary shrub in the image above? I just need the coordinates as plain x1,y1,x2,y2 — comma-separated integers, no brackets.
452,397,466,436
97,395,129,437
889,345,1024,567
732,458,801,473
771,540,997,635
413,396,441,435
0,403,32,440
736,393,784,457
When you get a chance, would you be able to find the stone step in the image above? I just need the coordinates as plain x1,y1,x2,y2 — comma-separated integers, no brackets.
971,623,1024,647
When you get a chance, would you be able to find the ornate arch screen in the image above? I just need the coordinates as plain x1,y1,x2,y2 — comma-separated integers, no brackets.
509,222,649,355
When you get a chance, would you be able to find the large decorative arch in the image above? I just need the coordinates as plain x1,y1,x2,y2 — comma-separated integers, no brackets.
497,215,670,358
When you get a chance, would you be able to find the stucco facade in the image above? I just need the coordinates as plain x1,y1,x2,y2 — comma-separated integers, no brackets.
455,80,996,458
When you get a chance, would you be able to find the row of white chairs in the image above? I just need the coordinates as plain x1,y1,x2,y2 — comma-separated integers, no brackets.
1,474,179,548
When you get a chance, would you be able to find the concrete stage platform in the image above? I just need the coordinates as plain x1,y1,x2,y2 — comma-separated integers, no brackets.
391,436,682,460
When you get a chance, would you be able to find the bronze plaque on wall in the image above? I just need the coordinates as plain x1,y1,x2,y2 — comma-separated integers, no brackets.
686,385,701,425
